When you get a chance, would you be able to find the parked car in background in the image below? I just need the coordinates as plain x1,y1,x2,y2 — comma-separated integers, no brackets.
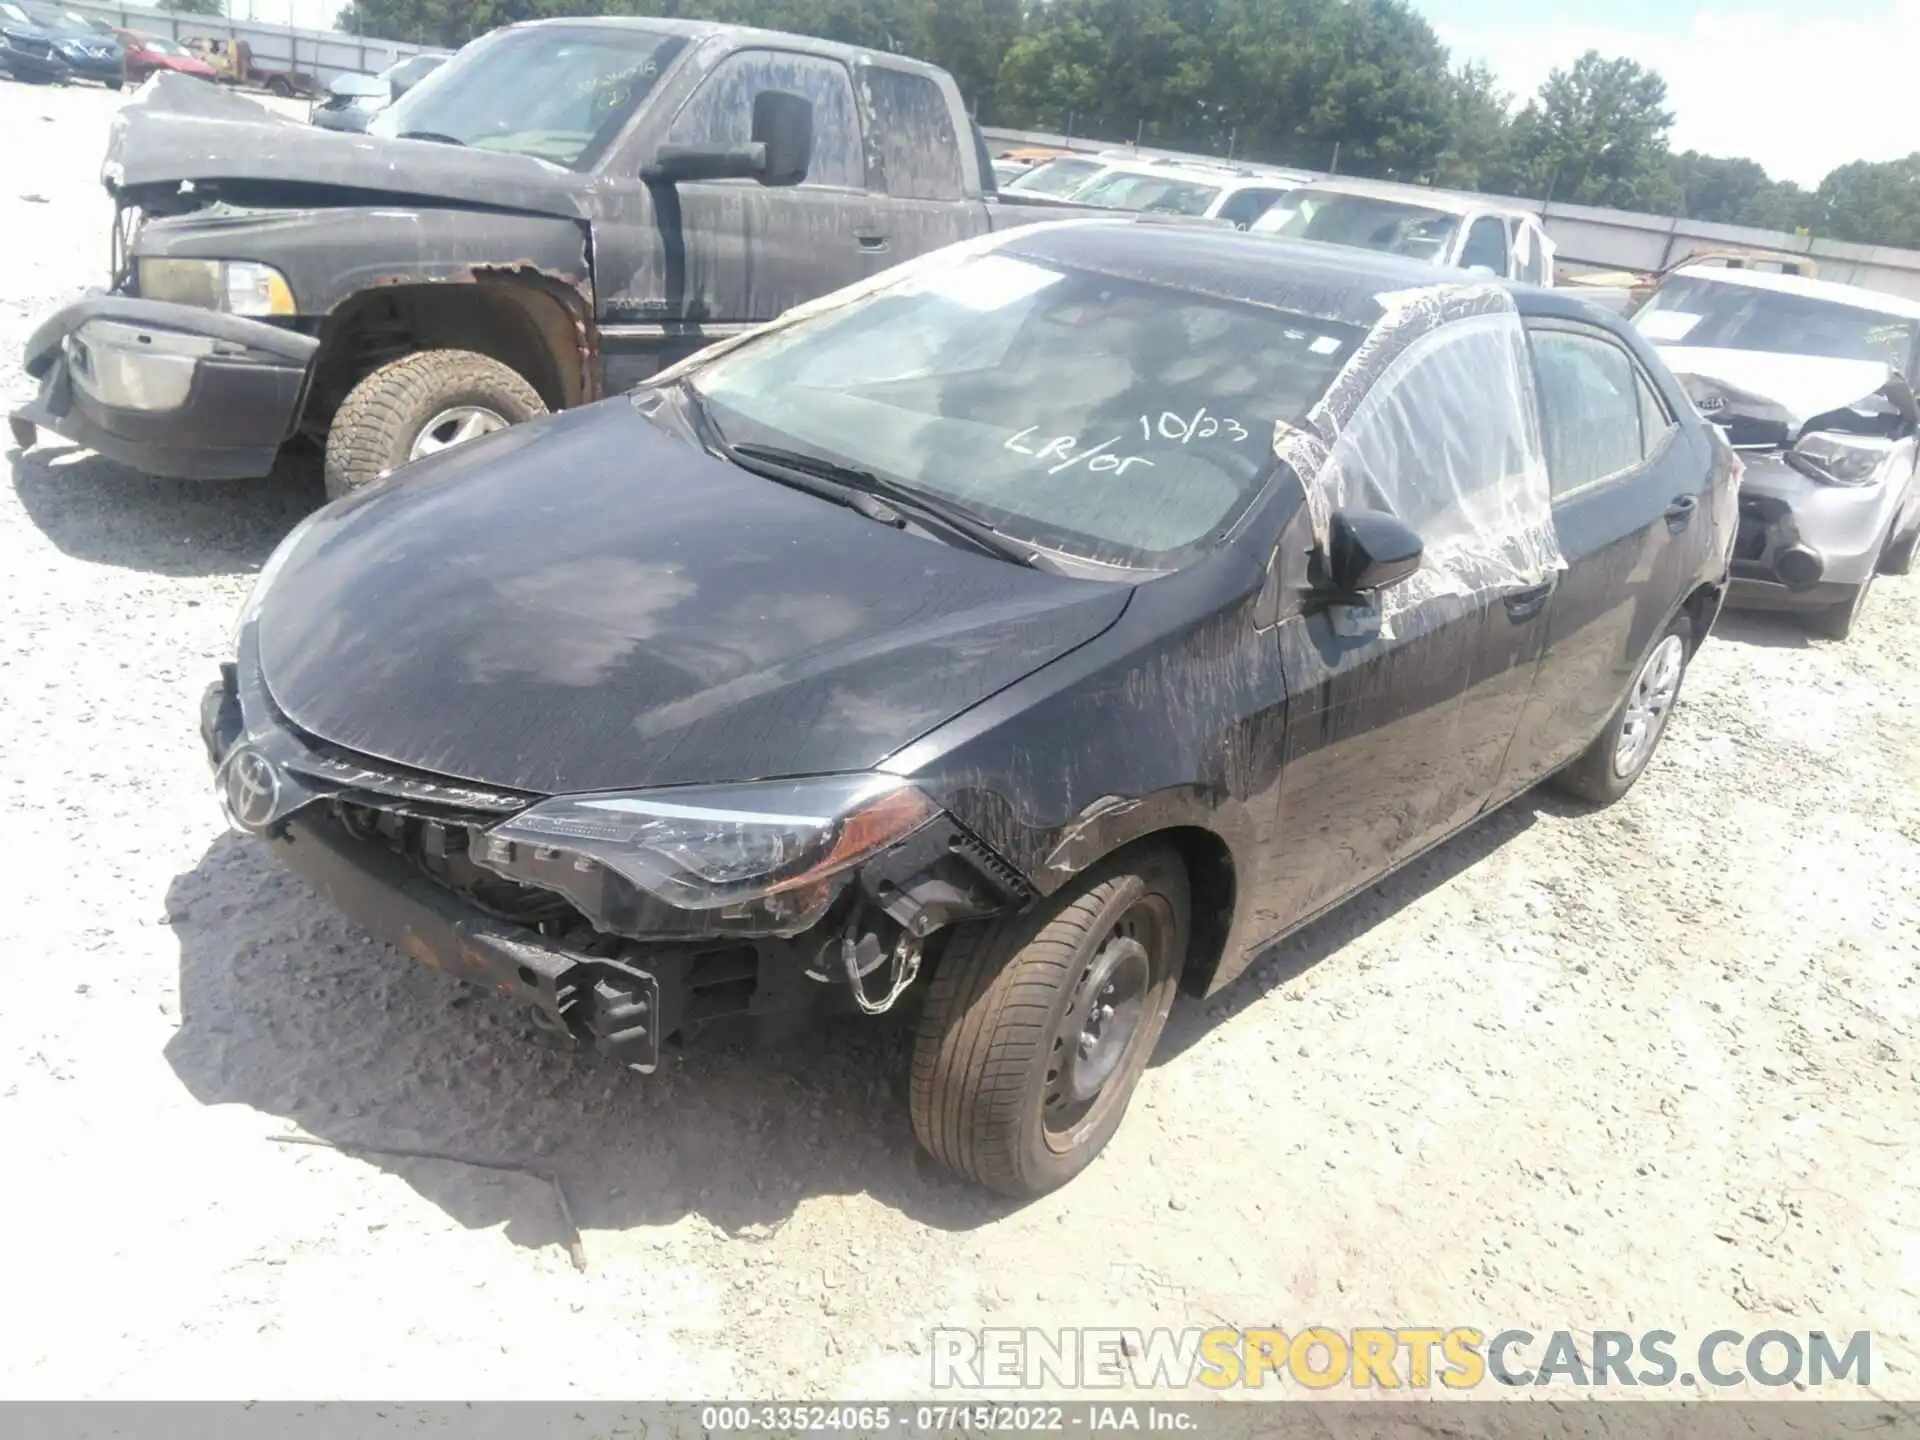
14,19,1100,499
1560,246,1817,317
0,0,72,83
309,51,449,133
16,1,118,85
1071,158,1307,228
118,30,217,84
200,222,1733,1197
1635,265,1920,638
1251,177,1556,285
1001,153,1109,198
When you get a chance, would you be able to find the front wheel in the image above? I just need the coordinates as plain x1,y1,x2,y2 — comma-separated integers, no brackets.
323,349,546,501
1805,577,1872,641
1551,612,1694,806
910,844,1188,1197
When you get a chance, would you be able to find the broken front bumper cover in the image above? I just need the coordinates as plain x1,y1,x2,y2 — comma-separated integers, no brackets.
1729,450,1911,609
13,295,315,481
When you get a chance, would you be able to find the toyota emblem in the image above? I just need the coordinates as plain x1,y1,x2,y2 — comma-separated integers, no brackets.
223,747,281,832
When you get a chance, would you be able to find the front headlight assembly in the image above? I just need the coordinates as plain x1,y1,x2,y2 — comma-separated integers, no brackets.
137,258,296,317
1787,431,1900,487
475,775,943,940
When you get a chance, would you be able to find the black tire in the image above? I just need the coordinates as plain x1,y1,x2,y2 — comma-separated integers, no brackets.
107,78,122,90
1805,577,1872,641
323,348,545,501
1878,523,1918,577
264,75,292,97
1551,612,1694,806
910,844,1189,1198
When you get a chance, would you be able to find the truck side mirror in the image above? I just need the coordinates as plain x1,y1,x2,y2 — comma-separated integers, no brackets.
643,88,814,188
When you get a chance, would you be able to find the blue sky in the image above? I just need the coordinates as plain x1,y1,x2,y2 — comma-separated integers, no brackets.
1419,0,1915,186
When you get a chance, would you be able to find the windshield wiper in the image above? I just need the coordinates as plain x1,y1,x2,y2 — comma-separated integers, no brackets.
730,442,1042,569
396,130,467,147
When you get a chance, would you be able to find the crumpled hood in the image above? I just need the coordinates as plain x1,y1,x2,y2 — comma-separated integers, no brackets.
1657,345,1901,433
254,399,1131,796
106,71,589,220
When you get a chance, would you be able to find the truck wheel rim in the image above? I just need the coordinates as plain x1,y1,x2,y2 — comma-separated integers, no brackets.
1614,634,1685,778
1042,898,1165,1146
410,405,508,461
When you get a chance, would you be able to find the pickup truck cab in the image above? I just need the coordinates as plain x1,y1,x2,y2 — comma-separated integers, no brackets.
1250,176,1556,287
15,17,1075,497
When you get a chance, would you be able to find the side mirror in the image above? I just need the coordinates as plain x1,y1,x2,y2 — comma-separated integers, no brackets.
1312,508,1423,599
643,88,814,187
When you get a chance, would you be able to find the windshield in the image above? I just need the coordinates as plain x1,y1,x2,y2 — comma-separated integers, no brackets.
682,251,1362,569
1074,171,1221,217
1253,192,1461,263
1635,275,1920,370
367,24,686,169
1004,158,1103,198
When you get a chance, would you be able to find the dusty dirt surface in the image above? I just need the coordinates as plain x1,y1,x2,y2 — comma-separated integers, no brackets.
1,81,1915,1404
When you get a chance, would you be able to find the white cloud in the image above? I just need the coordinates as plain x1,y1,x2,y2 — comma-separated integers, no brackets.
1438,5,1920,188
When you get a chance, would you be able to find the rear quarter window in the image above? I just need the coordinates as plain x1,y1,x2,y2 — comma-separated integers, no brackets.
862,66,964,201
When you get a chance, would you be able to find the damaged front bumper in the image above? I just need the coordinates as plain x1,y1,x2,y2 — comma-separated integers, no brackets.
1728,451,1910,609
12,296,315,480
201,653,1026,1067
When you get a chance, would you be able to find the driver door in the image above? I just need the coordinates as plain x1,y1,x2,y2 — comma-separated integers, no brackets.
592,47,881,390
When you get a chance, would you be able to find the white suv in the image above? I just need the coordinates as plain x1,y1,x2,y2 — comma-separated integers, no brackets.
1250,177,1557,285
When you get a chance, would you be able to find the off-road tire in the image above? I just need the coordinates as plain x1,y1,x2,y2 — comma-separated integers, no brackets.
1805,578,1872,641
323,348,545,501
1551,612,1695,806
909,844,1188,1198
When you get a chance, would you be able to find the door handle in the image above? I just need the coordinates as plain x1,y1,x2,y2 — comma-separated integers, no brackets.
1664,494,1698,524
856,234,889,252
1502,578,1556,622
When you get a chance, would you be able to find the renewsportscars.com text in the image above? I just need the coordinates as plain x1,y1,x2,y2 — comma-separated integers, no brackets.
931,1327,1873,1391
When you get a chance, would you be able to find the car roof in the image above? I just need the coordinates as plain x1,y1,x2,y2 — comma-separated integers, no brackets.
994,219,1602,331
1291,177,1538,221
509,14,949,78
1667,263,1920,319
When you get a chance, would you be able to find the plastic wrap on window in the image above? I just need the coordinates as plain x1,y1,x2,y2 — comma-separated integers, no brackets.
1274,282,1562,625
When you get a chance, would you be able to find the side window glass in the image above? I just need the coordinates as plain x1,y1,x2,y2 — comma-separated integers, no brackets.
1459,216,1511,276
667,50,863,189
1637,372,1675,453
1531,331,1645,497
1216,189,1280,229
863,66,964,200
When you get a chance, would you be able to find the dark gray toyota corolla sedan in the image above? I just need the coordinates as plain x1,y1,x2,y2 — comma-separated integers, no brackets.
203,221,1736,1196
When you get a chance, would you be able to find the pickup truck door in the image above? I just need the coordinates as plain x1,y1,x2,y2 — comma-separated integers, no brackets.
849,62,992,276
591,46,880,390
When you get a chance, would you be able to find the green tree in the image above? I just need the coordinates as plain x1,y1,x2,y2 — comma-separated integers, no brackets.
167,0,227,14
1809,154,1920,248
1496,50,1675,210
1428,60,1511,190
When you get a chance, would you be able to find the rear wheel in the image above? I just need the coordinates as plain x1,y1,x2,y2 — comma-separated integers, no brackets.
1551,613,1694,806
322,348,546,501
264,75,292,97
910,844,1188,1197
1805,577,1872,641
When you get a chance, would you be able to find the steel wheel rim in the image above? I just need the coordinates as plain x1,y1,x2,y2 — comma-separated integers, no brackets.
1042,898,1166,1150
1614,634,1685,778
409,404,509,461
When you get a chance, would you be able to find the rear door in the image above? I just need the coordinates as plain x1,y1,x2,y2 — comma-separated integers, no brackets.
592,46,879,388
1495,321,1709,793
853,63,990,273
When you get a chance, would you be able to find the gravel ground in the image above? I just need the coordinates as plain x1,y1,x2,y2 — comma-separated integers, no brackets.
1,80,1916,1403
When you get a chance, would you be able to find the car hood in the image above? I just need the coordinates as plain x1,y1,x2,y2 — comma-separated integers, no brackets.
1656,345,1905,433
106,71,589,220
254,400,1131,796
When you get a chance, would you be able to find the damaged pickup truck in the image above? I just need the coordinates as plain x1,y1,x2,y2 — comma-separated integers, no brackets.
13,17,1076,497
1635,264,1920,638
203,224,1734,1196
